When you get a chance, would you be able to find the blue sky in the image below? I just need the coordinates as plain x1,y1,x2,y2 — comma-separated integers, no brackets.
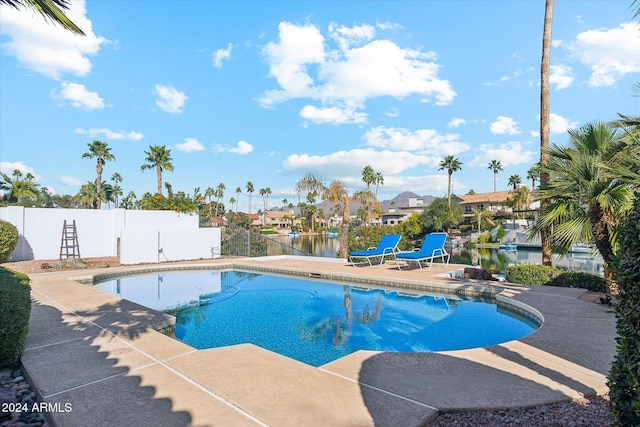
1,0,639,210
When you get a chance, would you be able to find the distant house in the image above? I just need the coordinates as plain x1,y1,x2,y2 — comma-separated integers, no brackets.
263,210,294,229
209,216,227,227
453,190,512,220
248,213,261,227
454,190,539,225
381,197,428,225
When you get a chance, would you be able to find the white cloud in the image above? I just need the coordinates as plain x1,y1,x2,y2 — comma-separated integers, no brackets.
490,116,520,135
569,23,640,87
75,128,143,140
215,141,254,155
549,65,574,90
213,43,232,68
154,84,188,113
175,138,205,152
283,148,432,177
0,0,108,79
53,82,104,110
59,176,82,186
550,113,579,134
448,117,466,128
468,141,536,169
364,126,470,157
484,70,522,86
260,21,455,124
300,105,367,124
0,161,40,180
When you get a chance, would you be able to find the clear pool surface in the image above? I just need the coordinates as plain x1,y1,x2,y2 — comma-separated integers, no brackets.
95,269,539,367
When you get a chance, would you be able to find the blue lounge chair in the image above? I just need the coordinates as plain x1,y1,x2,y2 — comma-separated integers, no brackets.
396,232,450,271
349,234,402,266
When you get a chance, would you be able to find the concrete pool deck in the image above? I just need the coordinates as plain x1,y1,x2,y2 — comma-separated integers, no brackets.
19,257,616,426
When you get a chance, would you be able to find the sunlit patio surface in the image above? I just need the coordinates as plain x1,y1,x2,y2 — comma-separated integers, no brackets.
21,256,616,426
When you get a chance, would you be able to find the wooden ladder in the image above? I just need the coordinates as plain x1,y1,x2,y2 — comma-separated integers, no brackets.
59,220,80,260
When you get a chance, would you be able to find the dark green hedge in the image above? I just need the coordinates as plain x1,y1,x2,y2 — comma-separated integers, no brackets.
505,265,607,292
0,220,19,263
0,267,31,368
609,197,640,426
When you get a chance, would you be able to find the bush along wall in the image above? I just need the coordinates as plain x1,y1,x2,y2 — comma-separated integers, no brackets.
0,220,19,263
505,265,607,292
0,267,32,368
608,197,640,426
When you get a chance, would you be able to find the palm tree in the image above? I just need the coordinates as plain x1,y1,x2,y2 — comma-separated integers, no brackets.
82,140,115,209
141,145,173,195
234,187,242,214
228,197,236,214
111,172,123,208
325,180,351,258
539,0,555,266
531,121,634,291
507,174,521,189
215,183,225,217
0,0,85,34
487,160,503,192
204,187,214,216
471,208,495,233
361,165,376,225
0,170,39,203
507,185,531,221
438,155,463,207
296,173,325,231
526,164,541,190
374,172,384,223
246,181,254,215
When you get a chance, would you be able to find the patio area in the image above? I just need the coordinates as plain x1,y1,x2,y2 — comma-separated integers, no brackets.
20,257,616,426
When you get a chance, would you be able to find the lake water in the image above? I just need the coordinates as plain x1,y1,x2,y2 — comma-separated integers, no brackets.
269,234,603,274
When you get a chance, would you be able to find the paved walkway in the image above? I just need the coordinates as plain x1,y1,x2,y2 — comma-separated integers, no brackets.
20,258,616,426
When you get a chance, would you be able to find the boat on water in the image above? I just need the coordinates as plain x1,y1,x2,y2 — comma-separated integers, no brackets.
498,243,518,252
288,231,299,238
569,243,594,254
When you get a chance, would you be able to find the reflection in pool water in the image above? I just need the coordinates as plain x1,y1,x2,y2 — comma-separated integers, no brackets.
95,269,539,367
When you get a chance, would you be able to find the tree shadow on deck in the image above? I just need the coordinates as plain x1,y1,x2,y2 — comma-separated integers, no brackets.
22,298,196,427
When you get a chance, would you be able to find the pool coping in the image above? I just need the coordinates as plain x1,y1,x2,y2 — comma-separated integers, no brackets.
20,257,616,426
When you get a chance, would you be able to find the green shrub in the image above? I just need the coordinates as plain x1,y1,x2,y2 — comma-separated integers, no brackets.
609,197,640,426
495,226,506,240
0,267,31,368
505,264,556,286
548,271,607,293
477,232,492,244
0,220,19,263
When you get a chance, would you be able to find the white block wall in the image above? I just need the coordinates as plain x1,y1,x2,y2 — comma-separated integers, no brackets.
0,206,220,264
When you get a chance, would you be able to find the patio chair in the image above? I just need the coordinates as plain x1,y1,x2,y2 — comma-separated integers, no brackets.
396,232,450,271
349,234,402,266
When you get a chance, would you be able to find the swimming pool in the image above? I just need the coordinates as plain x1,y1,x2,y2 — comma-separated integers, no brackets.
94,269,539,367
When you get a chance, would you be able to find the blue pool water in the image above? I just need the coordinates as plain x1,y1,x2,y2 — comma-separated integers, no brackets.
95,269,538,367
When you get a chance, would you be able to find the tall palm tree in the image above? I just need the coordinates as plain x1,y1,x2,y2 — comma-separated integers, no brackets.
325,180,350,258
0,170,39,202
234,187,242,214
374,171,384,222
204,187,214,216
487,160,503,192
215,183,225,217
507,174,522,189
246,181,254,215
539,0,555,266
111,172,122,209
361,165,376,225
526,164,541,189
438,155,463,207
531,121,634,291
141,145,173,195
0,0,85,34
82,140,115,209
